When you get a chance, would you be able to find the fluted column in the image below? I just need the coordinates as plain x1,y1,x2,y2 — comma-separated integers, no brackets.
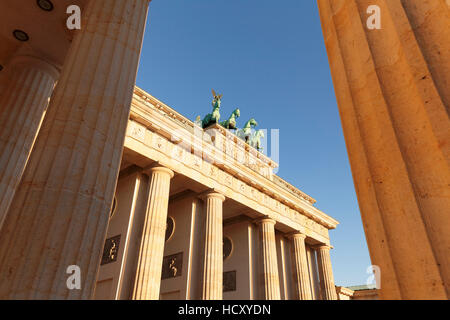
0,68,6,98
0,55,59,229
256,218,281,300
318,0,449,299
289,232,312,300
201,192,225,300
132,166,174,300
316,245,337,300
0,0,150,299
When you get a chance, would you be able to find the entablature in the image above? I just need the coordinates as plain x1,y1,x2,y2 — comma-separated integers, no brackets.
125,87,339,243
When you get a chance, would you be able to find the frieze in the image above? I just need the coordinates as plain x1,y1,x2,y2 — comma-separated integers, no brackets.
209,165,219,180
126,110,337,236
170,145,186,163
192,154,202,169
128,121,146,143
225,174,233,188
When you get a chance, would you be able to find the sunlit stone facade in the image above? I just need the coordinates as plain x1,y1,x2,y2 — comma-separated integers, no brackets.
318,0,450,299
6,0,450,299
94,88,339,300
0,0,340,300
4,0,446,301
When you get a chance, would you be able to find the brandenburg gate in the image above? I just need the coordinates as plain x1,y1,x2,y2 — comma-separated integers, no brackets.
0,0,448,300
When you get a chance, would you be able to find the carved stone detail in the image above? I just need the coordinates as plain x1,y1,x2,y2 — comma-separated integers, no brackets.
101,235,121,265
125,120,335,239
162,252,183,280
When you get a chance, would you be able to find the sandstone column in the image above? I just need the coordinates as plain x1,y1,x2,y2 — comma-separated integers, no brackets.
132,166,173,300
289,232,312,300
0,55,59,229
318,0,450,299
0,0,150,299
256,218,281,300
316,245,337,300
201,192,225,300
0,68,6,98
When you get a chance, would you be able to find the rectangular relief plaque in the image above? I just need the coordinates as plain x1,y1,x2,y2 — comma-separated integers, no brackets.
161,252,183,280
223,270,236,292
101,235,121,265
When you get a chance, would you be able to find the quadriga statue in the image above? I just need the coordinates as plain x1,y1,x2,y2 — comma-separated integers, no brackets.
195,89,222,129
194,91,264,152
249,129,265,151
220,108,240,130
236,118,258,143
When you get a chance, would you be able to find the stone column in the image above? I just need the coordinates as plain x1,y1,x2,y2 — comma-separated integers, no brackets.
316,245,337,300
0,55,59,229
318,0,449,299
0,68,6,98
289,232,312,300
256,218,281,300
201,192,225,300
0,0,150,299
132,166,174,300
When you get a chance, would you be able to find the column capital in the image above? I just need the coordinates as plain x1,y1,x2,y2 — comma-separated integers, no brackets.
143,165,174,179
286,231,306,240
9,55,60,79
314,244,332,251
198,189,225,202
254,217,276,226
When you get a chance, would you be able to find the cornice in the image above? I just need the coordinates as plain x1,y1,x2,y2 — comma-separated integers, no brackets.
130,86,339,230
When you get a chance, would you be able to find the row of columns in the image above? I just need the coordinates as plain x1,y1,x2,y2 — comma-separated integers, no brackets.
0,0,151,299
317,0,449,299
130,165,227,300
129,165,337,300
0,0,337,300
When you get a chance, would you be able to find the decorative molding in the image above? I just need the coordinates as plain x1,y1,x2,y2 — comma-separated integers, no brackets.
125,87,339,241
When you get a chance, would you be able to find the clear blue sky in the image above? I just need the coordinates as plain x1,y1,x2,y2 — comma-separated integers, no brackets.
136,0,372,287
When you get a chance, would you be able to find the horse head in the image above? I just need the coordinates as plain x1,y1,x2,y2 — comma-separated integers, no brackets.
233,108,241,118
247,118,258,128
